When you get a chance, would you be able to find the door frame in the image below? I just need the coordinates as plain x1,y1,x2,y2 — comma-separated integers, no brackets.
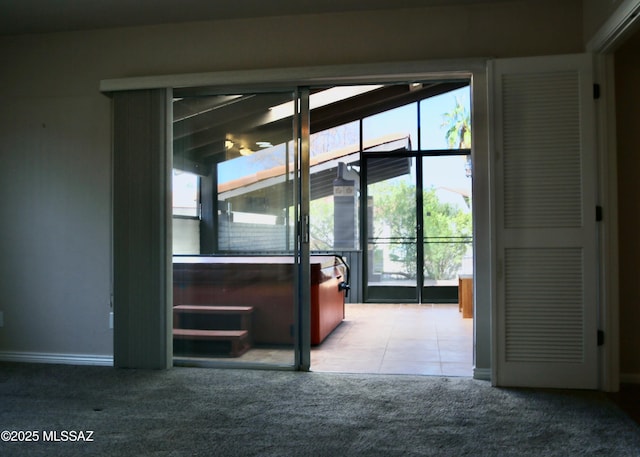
102,58,493,381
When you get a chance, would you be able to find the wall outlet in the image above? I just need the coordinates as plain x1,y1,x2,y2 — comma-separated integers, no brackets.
0,311,3,327
109,312,113,329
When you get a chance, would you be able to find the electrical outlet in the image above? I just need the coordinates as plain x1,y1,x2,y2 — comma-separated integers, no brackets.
109,312,113,329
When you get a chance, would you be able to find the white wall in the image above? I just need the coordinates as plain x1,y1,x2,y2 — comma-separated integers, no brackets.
0,96,112,357
0,0,584,362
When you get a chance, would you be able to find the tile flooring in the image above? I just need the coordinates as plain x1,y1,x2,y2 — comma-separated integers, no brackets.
311,303,473,377
174,303,474,377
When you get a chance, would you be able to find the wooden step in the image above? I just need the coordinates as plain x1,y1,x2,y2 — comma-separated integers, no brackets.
173,305,253,314
173,305,253,338
173,329,250,357
173,329,248,339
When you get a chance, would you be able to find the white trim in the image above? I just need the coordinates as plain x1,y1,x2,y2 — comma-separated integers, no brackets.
0,351,113,367
594,54,620,393
99,59,486,93
101,57,493,380
487,59,499,388
473,367,491,381
470,66,493,385
587,0,640,53
620,373,640,384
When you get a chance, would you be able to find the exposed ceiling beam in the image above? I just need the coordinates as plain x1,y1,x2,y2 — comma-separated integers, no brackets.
310,81,468,133
173,81,469,164
173,95,243,123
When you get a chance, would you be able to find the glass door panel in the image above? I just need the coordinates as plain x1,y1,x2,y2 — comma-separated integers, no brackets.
365,156,418,302
421,155,473,302
172,91,300,368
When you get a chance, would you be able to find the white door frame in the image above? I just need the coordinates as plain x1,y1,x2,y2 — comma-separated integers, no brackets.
100,57,505,383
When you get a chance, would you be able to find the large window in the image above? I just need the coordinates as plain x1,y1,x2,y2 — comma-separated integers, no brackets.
309,122,360,250
360,84,472,302
170,83,472,305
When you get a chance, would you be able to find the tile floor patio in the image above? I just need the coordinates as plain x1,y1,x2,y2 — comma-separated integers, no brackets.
311,303,473,377
174,303,473,377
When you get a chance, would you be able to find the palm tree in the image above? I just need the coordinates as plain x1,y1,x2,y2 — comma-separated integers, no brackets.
442,96,471,149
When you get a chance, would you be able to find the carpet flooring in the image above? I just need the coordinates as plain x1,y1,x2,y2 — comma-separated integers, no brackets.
1,362,640,456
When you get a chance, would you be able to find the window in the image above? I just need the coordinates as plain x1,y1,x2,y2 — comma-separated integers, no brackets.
172,170,199,217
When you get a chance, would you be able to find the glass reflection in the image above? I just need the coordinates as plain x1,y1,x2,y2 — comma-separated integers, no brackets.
172,91,298,368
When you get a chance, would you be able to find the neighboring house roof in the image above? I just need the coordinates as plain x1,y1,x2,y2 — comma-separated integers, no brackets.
218,133,412,203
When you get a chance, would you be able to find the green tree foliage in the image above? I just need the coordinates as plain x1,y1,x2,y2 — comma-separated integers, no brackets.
422,189,472,280
310,197,334,250
370,179,417,277
442,96,471,149
371,179,471,280
308,96,472,281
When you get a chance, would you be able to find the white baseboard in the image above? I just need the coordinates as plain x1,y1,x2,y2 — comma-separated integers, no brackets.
0,351,113,367
473,367,491,381
620,373,640,384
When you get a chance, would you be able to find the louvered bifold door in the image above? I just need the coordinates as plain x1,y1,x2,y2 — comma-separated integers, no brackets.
492,54,598,389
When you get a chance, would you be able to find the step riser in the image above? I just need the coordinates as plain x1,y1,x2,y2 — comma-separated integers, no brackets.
173,305,253,357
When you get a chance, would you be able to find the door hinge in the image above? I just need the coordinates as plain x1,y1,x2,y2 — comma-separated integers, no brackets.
598,330,605,346
596,205,603,222
593,83,601,100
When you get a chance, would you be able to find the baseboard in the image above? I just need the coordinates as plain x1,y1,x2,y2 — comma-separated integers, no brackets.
620,373,640,384
473,367,491,381
0,351,113,367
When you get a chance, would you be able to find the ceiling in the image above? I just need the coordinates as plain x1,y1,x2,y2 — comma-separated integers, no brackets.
0,0,506,36
0,1,475,211
177,81,469,213
174,81,468,170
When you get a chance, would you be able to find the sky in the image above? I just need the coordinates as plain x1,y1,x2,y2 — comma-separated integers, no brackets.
362,87,471,197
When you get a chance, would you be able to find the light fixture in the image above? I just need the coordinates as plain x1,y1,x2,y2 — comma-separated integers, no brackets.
239,146,254,156
256,141,273,148
225,139,234,149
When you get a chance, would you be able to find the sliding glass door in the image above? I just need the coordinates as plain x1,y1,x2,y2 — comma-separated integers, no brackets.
171,90,307,368
168,80,472,366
